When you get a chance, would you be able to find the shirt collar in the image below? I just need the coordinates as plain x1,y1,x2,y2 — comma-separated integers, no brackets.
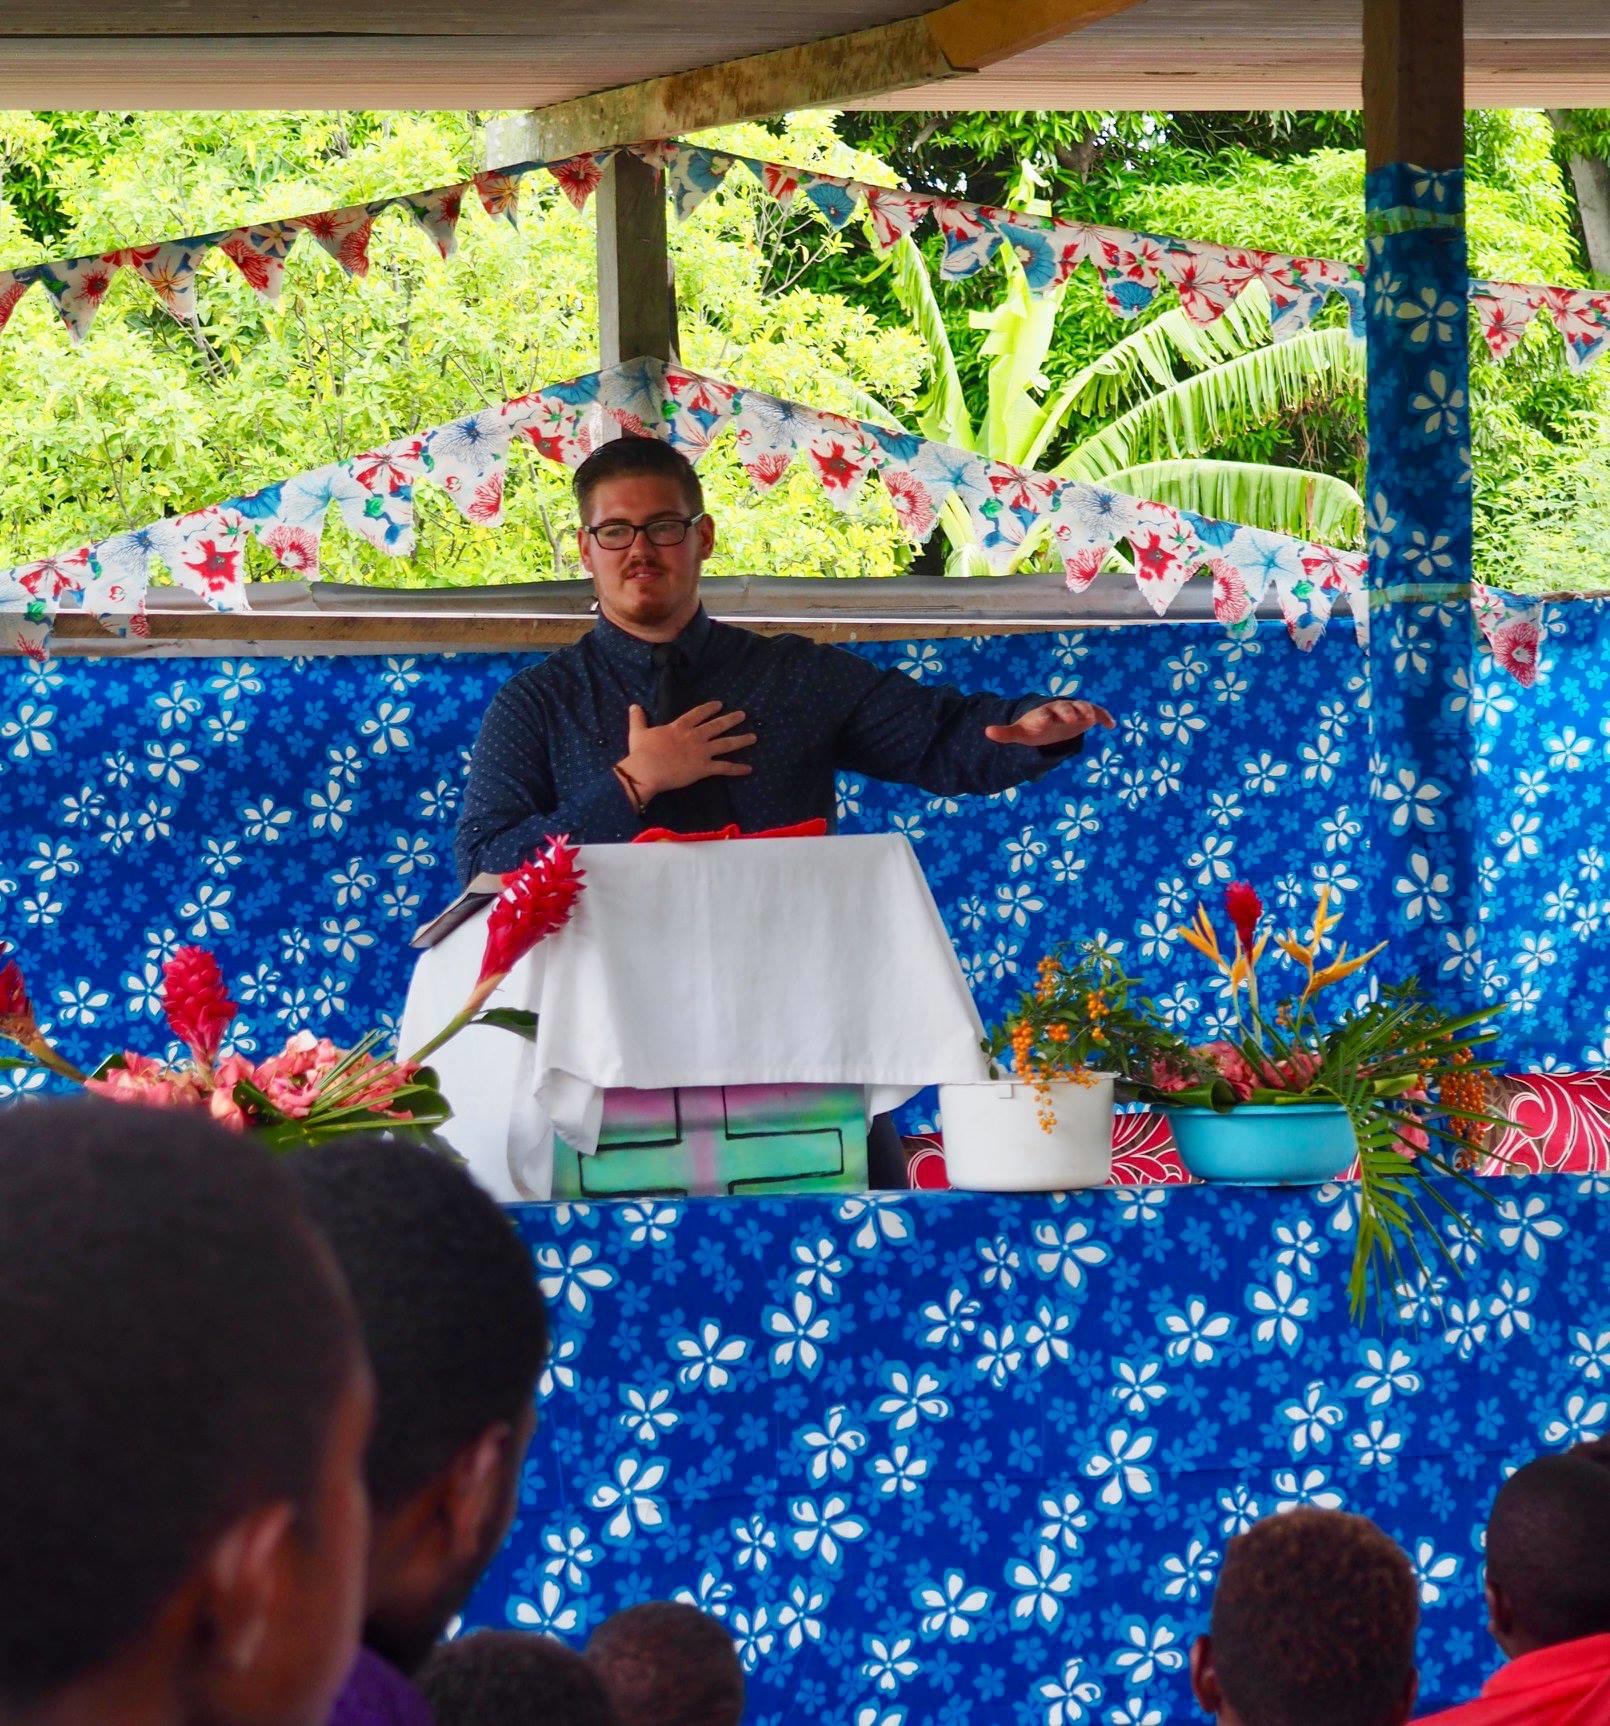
591,604,714,675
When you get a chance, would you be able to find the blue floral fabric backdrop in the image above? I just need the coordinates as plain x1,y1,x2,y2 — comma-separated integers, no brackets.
1,611,1608,1099
473,1177,1610,1724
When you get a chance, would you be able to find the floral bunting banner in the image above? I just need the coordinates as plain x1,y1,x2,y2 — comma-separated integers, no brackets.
3,357,1545,687
4,138,1606,370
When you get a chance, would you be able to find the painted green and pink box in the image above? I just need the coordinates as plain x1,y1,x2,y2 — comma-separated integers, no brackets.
551,1083,868,1199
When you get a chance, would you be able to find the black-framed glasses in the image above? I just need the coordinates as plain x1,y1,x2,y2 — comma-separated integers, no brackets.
585,513,707,551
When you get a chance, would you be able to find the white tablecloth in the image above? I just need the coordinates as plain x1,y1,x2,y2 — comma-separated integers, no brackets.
398,834,990,1199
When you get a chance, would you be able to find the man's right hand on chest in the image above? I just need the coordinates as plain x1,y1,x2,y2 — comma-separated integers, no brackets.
613,700,756,810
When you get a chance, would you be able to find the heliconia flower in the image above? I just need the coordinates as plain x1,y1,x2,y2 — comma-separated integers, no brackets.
478,835,585,987
1224,881,1263,953
162,945,239,1065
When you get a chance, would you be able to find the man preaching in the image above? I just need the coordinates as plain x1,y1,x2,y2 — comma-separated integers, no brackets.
454,436,1112,881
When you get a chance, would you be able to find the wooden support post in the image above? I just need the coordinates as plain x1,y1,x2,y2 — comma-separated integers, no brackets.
595,149,677,369
1361,0,1480,1008
1363,0,1465,170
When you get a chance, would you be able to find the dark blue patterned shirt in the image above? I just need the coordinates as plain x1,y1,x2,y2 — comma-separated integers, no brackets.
454,606,1081,881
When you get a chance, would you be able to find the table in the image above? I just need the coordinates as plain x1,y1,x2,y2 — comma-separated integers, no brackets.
463,1174,1609,1722
399,835,990,1199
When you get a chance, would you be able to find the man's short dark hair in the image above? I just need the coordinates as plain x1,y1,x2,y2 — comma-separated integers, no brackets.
0,1097,357,1709
572,436,703,520
1488,1451,1610,1646
587,1601,744,1726
419,1630,616,1726
1211,1508,1418,1726
292,1138,547,1509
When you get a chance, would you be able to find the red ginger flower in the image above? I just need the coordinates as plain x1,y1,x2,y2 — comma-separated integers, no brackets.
1224,881,1263,954
162,946,238,1065
0,951,37,1042
478,836,585,986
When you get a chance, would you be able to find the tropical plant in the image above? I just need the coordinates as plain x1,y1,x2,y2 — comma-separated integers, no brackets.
1167,881,1510,1317
880,231,1364,576
983,944,1213,1128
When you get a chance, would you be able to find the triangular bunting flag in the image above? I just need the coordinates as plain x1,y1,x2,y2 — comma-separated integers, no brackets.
37,253,122,343
421,408,514,525
994,214,1088,298
0,268,36,335
117,239,206,322
0,575,55,662
1470,280,1547,361
659,367,739,457
228,470,331,577
12,546,91,603
547,150,615,211
473,169,523,225
802,410,879,509
294,204,380,278
1272,551,1337,650
961,458,1058,570
732,390,814,492
1047,483,1143,591
798,171,861,230
1218,522,1307,609
1091,229,1166,319
1156,241,1250,327
1125,498,1203,615
1472,582,1546,686
859,186,933,252
217,222,300,303
146,506,252,612
509,384,602,470
665,145,735,220
757,159,802,210
333,447,420,555
83,528,156,638
936,200,1005,280
403,185,469,260
865,428,965,543
1540,285,1610,374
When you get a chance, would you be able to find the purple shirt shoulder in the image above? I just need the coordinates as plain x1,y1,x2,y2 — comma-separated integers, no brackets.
326,1647,435,1726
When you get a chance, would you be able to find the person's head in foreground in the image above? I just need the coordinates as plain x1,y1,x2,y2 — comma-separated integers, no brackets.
1484,1450,1610,1657
586,1601,745,1726
0,1096,371,1726
292,1137,548,1677
418,1630,617,1726
574,437,713,642
1191,1507,1419,1726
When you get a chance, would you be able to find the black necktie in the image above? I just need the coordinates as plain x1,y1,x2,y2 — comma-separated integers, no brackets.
646,643,734,832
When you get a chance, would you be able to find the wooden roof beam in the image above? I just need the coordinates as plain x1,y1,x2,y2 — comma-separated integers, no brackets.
512,0,1146,162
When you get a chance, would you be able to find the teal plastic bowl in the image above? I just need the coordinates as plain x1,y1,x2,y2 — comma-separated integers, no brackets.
1167,1102,1356,1186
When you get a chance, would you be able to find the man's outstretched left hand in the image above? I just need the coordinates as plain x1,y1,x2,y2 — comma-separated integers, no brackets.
985,698,1115,749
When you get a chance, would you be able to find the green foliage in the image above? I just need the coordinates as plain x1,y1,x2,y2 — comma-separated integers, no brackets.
0,110,925,583
880,231,1363,570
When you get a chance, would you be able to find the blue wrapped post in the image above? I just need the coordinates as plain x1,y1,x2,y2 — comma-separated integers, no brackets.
1363,0,1482,1013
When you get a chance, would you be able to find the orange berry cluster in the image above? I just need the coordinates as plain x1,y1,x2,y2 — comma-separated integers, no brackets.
1439,1047,1489,1170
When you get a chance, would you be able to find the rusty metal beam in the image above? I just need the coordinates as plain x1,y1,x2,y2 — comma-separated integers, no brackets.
520,0,1147,160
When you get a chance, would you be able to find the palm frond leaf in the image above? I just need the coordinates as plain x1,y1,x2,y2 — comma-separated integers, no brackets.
1100,458,1364,544
1055,327,1363,482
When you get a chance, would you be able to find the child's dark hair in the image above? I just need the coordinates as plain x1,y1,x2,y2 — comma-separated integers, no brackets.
419,1630,617,1726
1211,1508,1418,1726
0,1098,358,1708
291,1136,548,1509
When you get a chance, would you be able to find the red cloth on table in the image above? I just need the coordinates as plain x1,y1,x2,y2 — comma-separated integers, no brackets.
1414,1635,1610,1726
631,818,829,844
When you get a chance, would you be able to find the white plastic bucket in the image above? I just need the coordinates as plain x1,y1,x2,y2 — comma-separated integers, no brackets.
938,1076,1115,1191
